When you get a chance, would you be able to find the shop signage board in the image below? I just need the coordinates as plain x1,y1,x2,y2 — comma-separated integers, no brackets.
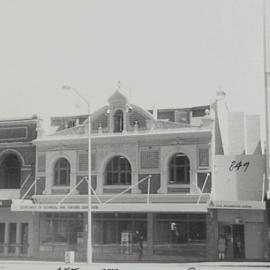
209,200,265,210
11,201,208,212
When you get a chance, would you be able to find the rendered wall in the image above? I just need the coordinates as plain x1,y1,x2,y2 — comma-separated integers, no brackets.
214,155,265,201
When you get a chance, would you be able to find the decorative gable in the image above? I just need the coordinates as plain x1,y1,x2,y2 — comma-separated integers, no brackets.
108,90,128,105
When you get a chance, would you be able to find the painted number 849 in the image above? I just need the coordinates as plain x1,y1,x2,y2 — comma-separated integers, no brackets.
229,161,250,172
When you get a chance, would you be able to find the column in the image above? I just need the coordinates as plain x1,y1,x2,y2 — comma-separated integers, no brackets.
131,172,141,194
206,210,218,260
263,210,269,260
31,213,40,257
157,168,167,193
70,171,78,195
96,171,103,194
146,213,154,257
43,172,52,194
15,223,21,256
4,223,8,256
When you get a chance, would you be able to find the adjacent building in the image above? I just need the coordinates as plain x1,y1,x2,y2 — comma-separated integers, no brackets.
0,116,38,257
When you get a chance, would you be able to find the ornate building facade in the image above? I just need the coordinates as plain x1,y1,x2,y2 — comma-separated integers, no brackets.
8,91,266,262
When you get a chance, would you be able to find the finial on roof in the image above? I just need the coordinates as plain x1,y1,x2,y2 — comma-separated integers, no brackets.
117,80,121,91
108,83,128,103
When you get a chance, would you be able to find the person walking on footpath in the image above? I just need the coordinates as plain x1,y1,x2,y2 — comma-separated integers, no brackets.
135,230,144,261
218,235,226,260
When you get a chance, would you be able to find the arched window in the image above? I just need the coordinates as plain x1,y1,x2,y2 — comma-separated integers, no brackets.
169,153,190,184
105,156,131,185
54,158,70,186
1,154,21,188
114,110,124,132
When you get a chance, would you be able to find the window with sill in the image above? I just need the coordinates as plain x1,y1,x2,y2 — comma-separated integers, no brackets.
54,158,70,186
105,156,131,185
169,153,190,184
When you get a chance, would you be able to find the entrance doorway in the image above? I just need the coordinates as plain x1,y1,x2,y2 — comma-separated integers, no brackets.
232,224,245,259
219,223,245,260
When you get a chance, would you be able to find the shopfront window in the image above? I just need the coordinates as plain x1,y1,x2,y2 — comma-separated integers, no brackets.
39,213,83,252
153,213,206,258
169,153,190,184
92,213,147,255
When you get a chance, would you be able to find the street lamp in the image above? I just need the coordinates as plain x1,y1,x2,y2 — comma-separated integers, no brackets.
62,85,92,264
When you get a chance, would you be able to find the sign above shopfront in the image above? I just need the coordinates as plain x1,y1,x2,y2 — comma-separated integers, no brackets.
209,200,265,210
11,200,208,212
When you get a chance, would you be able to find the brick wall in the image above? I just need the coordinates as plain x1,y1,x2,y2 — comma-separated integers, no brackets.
138,174,160,194
76,175,97,194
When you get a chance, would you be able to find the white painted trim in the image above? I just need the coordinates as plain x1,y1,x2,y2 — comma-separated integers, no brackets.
0,148,25,166
159,145,197,194
44,151,77,195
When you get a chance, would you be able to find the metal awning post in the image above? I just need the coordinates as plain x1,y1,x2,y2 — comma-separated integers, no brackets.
102,175,151,205
85,178,102,204
196,173,210,204
20,177,40,202
147,175,152,204
58,176,87,205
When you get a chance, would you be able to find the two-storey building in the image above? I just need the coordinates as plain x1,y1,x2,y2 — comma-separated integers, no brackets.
0,116,37,258
11,91,266,262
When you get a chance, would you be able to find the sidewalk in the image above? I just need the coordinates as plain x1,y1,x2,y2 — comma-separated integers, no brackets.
0,260,269,270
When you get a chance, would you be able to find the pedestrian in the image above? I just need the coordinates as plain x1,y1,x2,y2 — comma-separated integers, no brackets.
135,230,143,261
236,235,242,258
218,235,226,260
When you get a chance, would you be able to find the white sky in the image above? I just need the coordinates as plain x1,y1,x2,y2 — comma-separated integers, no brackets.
0,0,267,128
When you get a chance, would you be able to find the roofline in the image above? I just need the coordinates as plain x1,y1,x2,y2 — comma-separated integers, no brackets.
51,114,88,121
34,127,212,145
0,117,38,124
149,105,210,113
